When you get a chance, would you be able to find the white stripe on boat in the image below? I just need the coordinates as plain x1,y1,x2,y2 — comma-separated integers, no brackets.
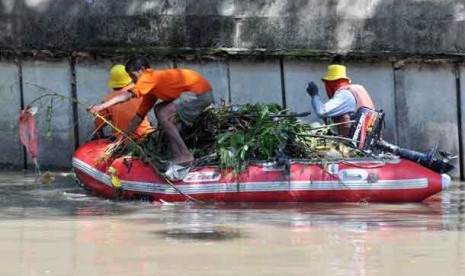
73,157,428,195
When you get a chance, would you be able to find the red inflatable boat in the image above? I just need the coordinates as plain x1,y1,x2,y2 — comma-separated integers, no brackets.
73,139,451,203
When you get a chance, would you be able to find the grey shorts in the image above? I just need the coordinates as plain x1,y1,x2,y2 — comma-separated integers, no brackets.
174,91,213,126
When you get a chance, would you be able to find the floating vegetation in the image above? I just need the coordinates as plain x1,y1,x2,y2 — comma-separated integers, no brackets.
39,171,55,185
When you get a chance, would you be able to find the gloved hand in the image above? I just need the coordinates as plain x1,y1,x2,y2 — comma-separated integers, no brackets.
306,81,319,97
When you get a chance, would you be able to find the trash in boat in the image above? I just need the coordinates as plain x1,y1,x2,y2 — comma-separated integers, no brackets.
164,163,191,182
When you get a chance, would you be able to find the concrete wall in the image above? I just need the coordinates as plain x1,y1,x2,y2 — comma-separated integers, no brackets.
0,62,22,169
0,57,462,179
230,60,282,104
394,63,460,178
0,0,464,56
395,63,459,151
75,59,113,144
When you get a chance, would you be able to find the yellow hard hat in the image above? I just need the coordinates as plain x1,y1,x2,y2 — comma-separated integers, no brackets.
108,64,132,88
321,64,351,82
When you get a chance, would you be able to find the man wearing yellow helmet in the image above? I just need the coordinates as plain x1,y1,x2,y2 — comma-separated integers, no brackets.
306,65,455,174
94,64,154,139
88,57,213,166
306,64,374,137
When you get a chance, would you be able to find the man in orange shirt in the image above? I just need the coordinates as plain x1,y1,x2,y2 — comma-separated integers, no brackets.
88,57,213,166
93,64,154,140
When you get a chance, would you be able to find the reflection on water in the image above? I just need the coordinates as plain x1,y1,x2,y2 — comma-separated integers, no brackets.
0,172,464,276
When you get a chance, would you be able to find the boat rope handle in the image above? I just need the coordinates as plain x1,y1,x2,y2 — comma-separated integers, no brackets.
340,159,386,169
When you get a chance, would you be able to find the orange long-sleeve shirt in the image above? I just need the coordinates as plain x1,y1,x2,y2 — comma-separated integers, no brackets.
95,88,154,138
131,68,212,117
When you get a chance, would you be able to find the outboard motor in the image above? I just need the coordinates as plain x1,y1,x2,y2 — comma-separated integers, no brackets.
376,140,455,174
348,106,385,151
348,107,455,174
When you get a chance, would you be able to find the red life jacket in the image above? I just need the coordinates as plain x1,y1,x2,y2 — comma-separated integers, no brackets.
332,84,375,137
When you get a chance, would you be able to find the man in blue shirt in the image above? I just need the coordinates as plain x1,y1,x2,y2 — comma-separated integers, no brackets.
306,64,374,136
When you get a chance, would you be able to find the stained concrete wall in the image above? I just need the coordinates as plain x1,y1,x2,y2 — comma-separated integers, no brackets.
394,63,460,177
0,1,464,56
395,64,459,150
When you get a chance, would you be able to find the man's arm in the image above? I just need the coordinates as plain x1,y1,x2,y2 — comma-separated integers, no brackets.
87,91,134,114
311,90,356,118
127,114,143,135
125,94,157,137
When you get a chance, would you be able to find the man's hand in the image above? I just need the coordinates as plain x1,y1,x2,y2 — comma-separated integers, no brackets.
88,91,134,115
87,104,105,115
306,82,319,97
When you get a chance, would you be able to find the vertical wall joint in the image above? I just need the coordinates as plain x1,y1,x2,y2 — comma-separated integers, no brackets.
454,63,464,180
18,57,27,170
69,57,80,150
280,58,287,109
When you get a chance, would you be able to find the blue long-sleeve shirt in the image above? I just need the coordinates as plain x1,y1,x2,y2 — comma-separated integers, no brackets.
311,89,356,119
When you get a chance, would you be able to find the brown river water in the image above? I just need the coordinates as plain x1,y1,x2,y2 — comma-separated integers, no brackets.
0,171,464,276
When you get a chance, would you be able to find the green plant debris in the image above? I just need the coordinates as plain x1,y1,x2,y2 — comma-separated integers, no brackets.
24,88,367,190
109,103,366,175
24,88,365,177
